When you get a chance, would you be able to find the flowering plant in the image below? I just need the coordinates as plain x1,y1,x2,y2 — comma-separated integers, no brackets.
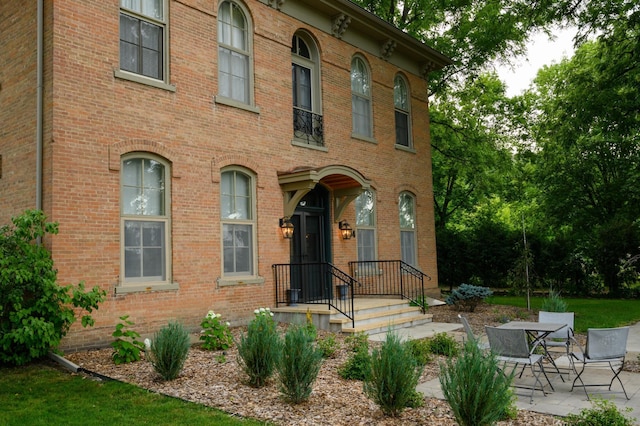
199,310,233,351
254,307,274,317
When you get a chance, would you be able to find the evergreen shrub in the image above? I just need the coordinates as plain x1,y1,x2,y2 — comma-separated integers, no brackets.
445,284,493,312
236,308,282,387
149,321,191,381
277,325,323,403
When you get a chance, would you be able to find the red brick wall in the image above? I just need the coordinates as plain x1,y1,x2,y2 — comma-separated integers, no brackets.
6,0,440,350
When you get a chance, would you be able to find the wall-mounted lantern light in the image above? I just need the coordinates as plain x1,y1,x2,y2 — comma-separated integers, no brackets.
279,217,294,239
339,220,354,240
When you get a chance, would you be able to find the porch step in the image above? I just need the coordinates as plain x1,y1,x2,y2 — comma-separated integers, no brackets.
331,299,433,335
341,313,434,336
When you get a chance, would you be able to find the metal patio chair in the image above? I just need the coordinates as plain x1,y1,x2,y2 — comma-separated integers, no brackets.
486,326,553,403
569,326,630,400
458,314,489,350
538,311,575,379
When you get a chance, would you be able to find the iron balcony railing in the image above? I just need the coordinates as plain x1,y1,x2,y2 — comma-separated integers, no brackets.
293,107,324,146
348,260,431,313
272,262,355,328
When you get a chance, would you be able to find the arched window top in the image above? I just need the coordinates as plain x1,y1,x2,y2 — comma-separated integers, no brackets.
356,189,375,227
394,74,409,111
351,56,370,96
121,153,169,216
398,192,416,229
221,167,254,220
218,1,249,52
292,34,310,59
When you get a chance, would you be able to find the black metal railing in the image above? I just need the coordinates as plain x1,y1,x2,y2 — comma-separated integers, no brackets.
348,260,431,313
293,108,324,146
272,262,355,327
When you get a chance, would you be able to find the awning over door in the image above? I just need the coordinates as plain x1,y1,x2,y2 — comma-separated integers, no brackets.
278,165,371,221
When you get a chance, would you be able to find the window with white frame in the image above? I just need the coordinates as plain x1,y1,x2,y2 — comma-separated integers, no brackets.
398,192,416,266
394,74,412,147
221,168,256,276
119,0,166,81
355,190,377,262
121,155,170,284
351,56,372,138
218,1,252,105
292,32,323,145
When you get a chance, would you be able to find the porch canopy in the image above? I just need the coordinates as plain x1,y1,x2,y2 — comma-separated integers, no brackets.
278,165,371,222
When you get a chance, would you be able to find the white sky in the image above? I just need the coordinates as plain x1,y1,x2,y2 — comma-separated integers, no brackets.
495,27,577,97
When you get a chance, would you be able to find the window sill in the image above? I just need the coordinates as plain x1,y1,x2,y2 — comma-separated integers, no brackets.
214,96,261,114
291,139,328,152
115,282,180,294
395,144,416,154
351,133,377,144
114,70,176,92
217,276,265,287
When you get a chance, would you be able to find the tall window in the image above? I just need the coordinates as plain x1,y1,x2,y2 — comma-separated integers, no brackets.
121,155,170,283
398,192,416,266
292,32,322,145
394,74,412,147
355,190,376,262
218,1,252,105
119,0,166,81
221,168,256,276
351,56,372,138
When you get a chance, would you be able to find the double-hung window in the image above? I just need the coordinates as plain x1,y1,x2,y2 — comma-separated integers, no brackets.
394,74,412,148
292,32,323,146
351,56,373,138
119,0,166,81
355,190,377,262
221,169,256,277
218,1,252,105
121,155,171,285
398,192,417,266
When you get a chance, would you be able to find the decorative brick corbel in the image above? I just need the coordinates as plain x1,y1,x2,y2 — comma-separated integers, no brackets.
332,13,351,39
267,0,285,10
421,61,437,79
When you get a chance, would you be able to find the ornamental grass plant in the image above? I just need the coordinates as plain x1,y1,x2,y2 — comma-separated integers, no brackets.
149,321,191,381
236,308,282,387
276,324,323,403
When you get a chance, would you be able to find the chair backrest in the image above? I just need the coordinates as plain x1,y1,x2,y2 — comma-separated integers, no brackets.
458,314,476,342
538,311,574,340
485,326,530,358
586,327,629,360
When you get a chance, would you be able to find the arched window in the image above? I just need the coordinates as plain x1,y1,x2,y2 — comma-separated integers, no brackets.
355,190,377,262
351,56,372,138
221,168,256,276
292,32,323,146
394,74,412,147
218,1,253,105
121,154,171,284
398,192,416,266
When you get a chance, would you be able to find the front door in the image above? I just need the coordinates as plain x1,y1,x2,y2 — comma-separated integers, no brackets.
290,187,330,302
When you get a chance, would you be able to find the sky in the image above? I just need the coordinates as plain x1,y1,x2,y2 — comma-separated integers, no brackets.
495,27,577,97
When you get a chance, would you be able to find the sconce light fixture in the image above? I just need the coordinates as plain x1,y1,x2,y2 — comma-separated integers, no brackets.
339,220,354,240
279,217,294,239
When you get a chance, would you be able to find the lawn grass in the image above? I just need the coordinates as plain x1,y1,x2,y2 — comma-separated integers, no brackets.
487,295,640,333
0,362,266,426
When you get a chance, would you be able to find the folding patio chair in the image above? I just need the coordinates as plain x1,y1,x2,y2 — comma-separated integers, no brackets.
538,311,575,379
569,326,630,400
458,314,489,350
485,326,553,403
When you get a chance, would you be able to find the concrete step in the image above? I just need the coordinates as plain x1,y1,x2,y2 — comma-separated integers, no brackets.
342,313,433,335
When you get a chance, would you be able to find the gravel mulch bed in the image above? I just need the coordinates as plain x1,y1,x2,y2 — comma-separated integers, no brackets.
64,304,637,425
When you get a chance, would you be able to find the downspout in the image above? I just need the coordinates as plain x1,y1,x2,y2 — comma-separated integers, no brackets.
36,0,44,243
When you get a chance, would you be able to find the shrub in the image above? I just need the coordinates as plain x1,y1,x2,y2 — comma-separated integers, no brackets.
439,340,515,426
236,308,282,387
317,333,340,358
564,397,636,426
199,310,233,351
0,210,106,366
445,284,493,312
338,344,371,380
149,321,191,381
427,332,459,357
405,338,433,366
364,331,423,417
540,289,568,312
276,325,323,403
111,315,145,365
344,331,369,352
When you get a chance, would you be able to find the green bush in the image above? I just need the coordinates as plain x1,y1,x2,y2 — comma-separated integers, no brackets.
405,338,433,366
236,308,282,387
338,344,371,380
317,333,340,358
445,284,493,312
111,315,145,364
344,331,369,352
199,310,233,351
0,210,106,365
439,340,515,426
364,331,423,417
149,321,191,381
540,289,568,312
427,332,460,357
276,325,323,403
565,397,636,426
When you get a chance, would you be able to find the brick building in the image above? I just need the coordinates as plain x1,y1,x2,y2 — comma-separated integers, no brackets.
0,0,450,349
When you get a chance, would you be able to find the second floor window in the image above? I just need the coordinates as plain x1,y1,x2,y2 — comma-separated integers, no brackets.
394,74,412,147
292,32,322,146
119,0,166,81
351,56,372,138
218,1,252,105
